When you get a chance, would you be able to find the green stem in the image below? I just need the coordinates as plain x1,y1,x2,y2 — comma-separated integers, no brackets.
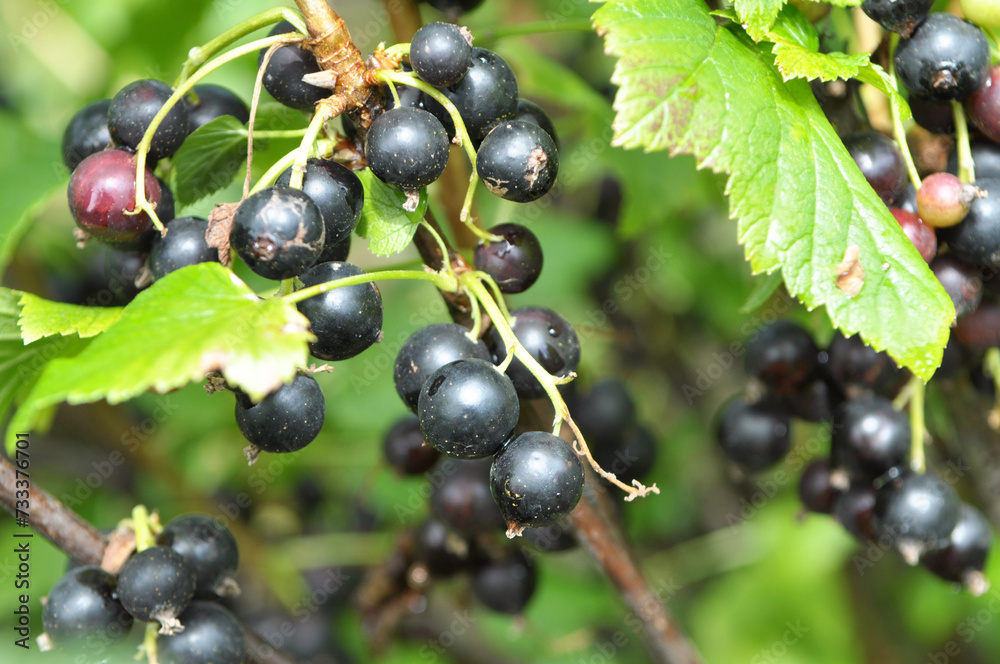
288,109,333,190
248,128,309,139
131,505,155,551
477,18,594,42
141,623,159,664
251,149,300,195
282,268,458,304
384,43,411,60
984,348,1000,425
953,101,976,184
473,270,511,322
909,380,926,474
888,34,921,188
134,34,295,230
176,7,307,84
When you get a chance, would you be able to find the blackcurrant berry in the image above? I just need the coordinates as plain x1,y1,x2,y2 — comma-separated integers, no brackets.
477,121,559,203
875,471,961,563
276,158,364,247
430,458,506,535
149,217,219,280
744,319,819,395
917,173,977,228
186,84,250,131
365,107,450,190
488,306,581,399
908,95,955,134
108,79,191,160
383,415,440,475
383,77,425,112
158,177,176,223
418,358,519,459
778,373,842,423
473,223,544,293
62,99,112,170
259,22,329,111
591,424,658,486
158,601,247,664
834,484,878,541
894,13,990,102
42,567,133,646
68,149,161,250
318,234,351,264
490,431,585,532
831,395,910,482
439,48,518,144
231,185,325,280
939,178,1000,268
955,300,1000,348
234,373,325,454
393,322,491,411
715,397,792,472
898,183,918,214
842,131,908,205
860,0,934,38
157,514,239,597
414,517,480,577
930,255,982,318
410,22,473,87
826,334,909,397
891,208,937,262
295,261,382,361
470,549,536,614
572,378,637,447
522,521,578,553
514,98,558,147
798,459,839,514
117,546,197,634
921,503,993,593
425,0,485,15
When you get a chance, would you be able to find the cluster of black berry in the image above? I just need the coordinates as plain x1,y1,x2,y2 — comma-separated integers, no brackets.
716,320,992,594
40,514,245,664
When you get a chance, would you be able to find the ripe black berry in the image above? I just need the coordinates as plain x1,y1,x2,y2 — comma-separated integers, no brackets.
414,517,480,577
834,484,878,541
108,79,191,160
744,320,819,395
522,521,578,553
778,373,842,423
62,99,111,170
894,13,990,102
365,107,450,189
430,459,506,535
956,300,1000,348
418,358,519,458
909,95,955,134
158,177,176,223
473,223,544,293
157,514,239,597
439,48,518,144
235,373,325,454
514,98,557,147
295,261,383,361
715,397,791,472
930,255,982,318
393,322,491,411
488,306,581,399
158,601,247,664
477,121,559,203
471,549,537,614
276,158,364,247
842,131,908,205
921,503,993,592
383,415,440,475
319,234,351,264
186,84,249,131
68,149,160,250
410,22,473,87
831,395,910,482
117,546,196,634
149,217,219,280
798,459,839,514
425,0,485,15
875,471,961,563
826,334,909,397
490,431,585,532
572,378,637,447
591,424,657,486
231,185,325,279
42,567,133,646
861,0,934,38
968,65,1000,143
939,178,1000,268
259,22,328,111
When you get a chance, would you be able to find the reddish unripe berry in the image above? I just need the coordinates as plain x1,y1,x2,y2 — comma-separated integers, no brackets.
917,173,977,228
968,65,1000,143
68,149,161,249
890,208,936,262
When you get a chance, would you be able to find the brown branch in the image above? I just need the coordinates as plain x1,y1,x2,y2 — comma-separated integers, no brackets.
294,0,372,112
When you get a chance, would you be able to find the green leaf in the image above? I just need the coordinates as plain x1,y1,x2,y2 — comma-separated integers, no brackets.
355,169,428,256
733,0,786,40
593,0,953,380
740,272,786,313
17,293,123,344
168,116,248,207
10,264,311,445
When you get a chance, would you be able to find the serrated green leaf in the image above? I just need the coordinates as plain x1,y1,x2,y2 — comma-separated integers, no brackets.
733,0,786,40
355,169,428,256
10,264,311,445
17,293,123,344
593,0,953,380
169,116,248,206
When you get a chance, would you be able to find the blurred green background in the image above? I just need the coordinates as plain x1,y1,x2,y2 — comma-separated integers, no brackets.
1,0,999,663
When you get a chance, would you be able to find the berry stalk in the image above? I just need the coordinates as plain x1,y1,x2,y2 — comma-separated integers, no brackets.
953,101,976,184
887,34,921,188
282,268,459,304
